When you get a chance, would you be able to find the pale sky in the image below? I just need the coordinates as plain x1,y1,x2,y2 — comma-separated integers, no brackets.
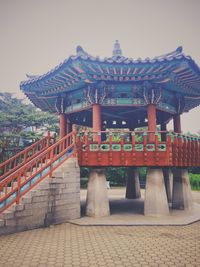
0,0,200,133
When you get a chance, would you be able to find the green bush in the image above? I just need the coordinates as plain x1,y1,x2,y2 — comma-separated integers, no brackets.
189,173,200,191
80,167,147,188
80,177,88,188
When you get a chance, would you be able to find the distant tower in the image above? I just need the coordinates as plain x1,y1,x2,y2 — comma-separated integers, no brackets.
112,40,122,57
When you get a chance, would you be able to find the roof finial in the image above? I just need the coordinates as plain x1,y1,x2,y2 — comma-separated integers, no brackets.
76,45,86,56
112,40,122,57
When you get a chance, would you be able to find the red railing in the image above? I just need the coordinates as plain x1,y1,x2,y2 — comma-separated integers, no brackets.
0,132,56,181
172,133,200,166
76,130,200,167
0,131,76,213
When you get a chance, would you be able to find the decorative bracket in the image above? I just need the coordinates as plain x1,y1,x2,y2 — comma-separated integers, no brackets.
143,82,162,105
55,94,67,114
176,94,185,114
86,85,106,104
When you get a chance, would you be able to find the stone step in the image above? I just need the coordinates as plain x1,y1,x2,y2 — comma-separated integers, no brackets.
1,210,14,220
0,155,80,235
9,203,25,212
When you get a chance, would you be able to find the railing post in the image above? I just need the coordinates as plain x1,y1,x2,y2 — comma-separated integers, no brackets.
109,132,113,165
120,131,124,148
183,136,187,166
47,130,50,147
76,133,82,164
143,132,147,164
24,151,27,164
97,132,101,146
173,134,178,166
198,138,200,166
16,173,21,204
166,133,172,165
187,137,191,166
49,148,54,177
131,132,136,164
143,132,147,148
191,138,195,166
155,132,159,165
120,131,125,164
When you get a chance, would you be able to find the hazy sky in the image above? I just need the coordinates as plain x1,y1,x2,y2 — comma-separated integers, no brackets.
0,0,200,133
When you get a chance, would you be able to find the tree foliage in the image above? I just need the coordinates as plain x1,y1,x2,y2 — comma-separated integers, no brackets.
0,92,59,162
0,92,59,134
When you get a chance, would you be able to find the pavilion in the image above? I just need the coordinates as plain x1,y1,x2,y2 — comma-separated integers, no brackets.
19,41,200,217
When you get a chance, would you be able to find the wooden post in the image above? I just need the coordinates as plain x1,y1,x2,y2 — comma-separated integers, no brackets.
92,104,101,142
173,114,181,133
60,113,67,139
161,122,167,141
147,104,156,142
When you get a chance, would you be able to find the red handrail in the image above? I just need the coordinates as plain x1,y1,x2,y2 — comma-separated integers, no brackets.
76,130,200,167
0,131,76,213
0,132,56,180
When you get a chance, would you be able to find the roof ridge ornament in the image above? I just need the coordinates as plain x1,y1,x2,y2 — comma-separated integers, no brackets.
153,46,183,60
76,45,87,56
112,40,122,57
176,46,183,53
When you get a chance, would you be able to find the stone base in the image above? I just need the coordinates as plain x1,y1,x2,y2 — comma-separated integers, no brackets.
0,158,80,235
86,169,110,217
126,168,141,199
71,189,200,226
172,168,193,210
144,168,169,216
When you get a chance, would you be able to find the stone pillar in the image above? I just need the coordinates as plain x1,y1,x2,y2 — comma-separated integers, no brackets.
92,104,101,142
172,168,193,210
144,168,169,216
163,168,173,204
60,113,67,138
173,114,181,133
147,104,157,142
126,168,141,199
86,168,110,217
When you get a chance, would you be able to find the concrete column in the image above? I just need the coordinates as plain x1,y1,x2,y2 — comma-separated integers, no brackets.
92,104,101,142
126,168,141,199
144,168,169,216
147,104,157,142
60,113,67,138
173,114,181,133
172,168,193,210
86,168,110,217
163,168,173,205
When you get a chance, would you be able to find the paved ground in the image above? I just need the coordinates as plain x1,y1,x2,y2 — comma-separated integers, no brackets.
0,189,199,267
74,189,200,226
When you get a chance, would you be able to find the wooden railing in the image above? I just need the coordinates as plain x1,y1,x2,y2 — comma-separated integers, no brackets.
0,132,56,181
172,133,200,166
76,131,200,167
0,130,199,214
0,131,76,213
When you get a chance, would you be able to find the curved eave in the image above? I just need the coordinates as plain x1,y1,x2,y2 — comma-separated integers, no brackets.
21,54,200,92
20,46,200,113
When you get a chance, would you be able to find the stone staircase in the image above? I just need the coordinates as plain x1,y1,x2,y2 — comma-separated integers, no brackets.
0,158,80,235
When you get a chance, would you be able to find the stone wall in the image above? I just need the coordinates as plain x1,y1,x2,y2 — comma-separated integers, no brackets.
0,158,80,235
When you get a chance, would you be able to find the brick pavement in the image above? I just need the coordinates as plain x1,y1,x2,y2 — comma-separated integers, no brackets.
0,221,199,267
